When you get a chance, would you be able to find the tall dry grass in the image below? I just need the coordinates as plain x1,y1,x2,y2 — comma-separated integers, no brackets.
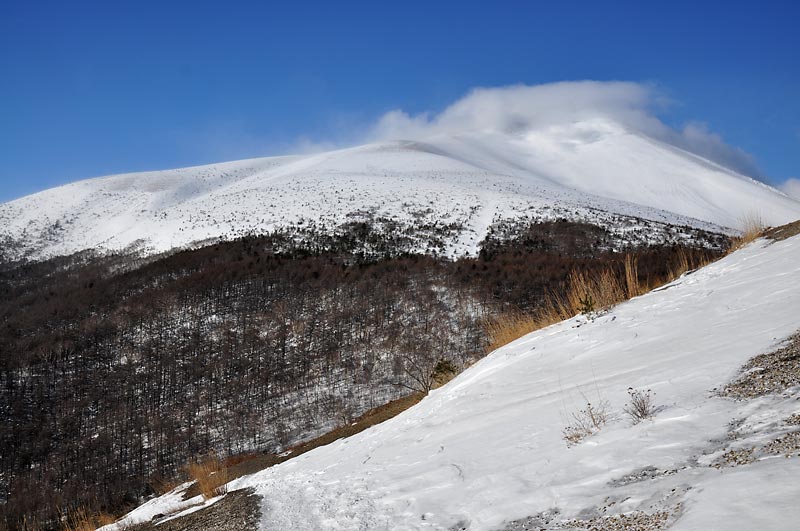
485,250,720,352
668,248,720,280
185,453,228,500
58,507,115,531
19,516,43,531
623,254,641,298
668,248,692,279
485,267,629,352
731,211,766,249
564,268,626,312
484,311,543,353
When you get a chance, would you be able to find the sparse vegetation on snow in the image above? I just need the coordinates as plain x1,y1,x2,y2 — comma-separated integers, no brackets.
623,388,658,424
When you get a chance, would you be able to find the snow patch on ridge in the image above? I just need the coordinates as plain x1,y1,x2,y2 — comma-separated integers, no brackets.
2,123,799,261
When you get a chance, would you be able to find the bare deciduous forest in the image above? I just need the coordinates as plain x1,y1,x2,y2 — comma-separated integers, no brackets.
0,220,725,529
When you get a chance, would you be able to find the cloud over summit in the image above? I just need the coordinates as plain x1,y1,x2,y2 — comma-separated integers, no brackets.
780,178,800,200
369,81,761,178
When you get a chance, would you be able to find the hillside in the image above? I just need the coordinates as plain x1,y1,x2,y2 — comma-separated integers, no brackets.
1,221,726,529
2,119,799,260
108,230,800,530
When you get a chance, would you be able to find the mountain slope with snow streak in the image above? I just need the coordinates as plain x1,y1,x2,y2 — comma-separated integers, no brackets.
107,232,800,530
2,119,799,260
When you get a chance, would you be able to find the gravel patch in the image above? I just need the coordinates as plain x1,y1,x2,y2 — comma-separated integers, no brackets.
498,510,673,531
129,488,260,531
720,332,800,399
762,430,800,457
713,447,756,468
785,413,800,426
607,466,679,487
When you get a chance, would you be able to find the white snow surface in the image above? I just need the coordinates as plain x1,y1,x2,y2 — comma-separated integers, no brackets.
198,235,799,530
3,120,800,259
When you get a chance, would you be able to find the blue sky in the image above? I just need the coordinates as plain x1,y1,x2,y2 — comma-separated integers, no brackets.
1,0,798,202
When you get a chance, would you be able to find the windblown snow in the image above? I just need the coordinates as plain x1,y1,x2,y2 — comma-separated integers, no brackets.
3,118,800,259
106,232,800,530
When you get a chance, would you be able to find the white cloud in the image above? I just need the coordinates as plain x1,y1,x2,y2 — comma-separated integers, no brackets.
367,81,762,178
371,81,658,139
780,178,800,200
671,121,761,178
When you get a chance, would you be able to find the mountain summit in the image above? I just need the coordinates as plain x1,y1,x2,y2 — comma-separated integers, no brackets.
2,117,799,260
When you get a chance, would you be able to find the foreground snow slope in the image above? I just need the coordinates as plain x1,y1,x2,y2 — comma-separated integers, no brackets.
208,235,799,530
3,120,800,259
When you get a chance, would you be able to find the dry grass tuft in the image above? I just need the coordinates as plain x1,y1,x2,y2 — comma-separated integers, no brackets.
59,507,113,531
19,516,44,531
623,254,642,298
623,388,657,424
185,453,228,500
95,514,116,528
668,248,720,280
147,474,182,496
486,250,722,353
668,248,692,279
731,211,766,249
485,311,544,352
565,268,626,314
562,399,611,446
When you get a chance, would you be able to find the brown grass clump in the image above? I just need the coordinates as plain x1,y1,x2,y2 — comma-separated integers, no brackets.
485,311,545,352
667,248,719,280
19,516,44,531
565,268,626,314
185,453,228,500
668,248,692,279
485,248,723,352
562,399,611,446
731,211,766,249
623,388,657,424
147,473,182,496
95,514,116,528
59,507,114,531
623,254,642,298
487,255,686,352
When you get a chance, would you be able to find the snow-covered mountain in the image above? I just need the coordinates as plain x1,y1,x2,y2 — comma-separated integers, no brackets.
3,118,799,260
107,228,800,531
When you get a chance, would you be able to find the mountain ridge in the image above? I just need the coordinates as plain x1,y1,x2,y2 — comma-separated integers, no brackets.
3,120,799,261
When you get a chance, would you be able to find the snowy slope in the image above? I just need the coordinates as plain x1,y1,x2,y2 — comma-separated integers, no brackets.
107,233,800,530
2,119,799,259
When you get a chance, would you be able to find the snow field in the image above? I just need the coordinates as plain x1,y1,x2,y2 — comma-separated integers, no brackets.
4,122,800,260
